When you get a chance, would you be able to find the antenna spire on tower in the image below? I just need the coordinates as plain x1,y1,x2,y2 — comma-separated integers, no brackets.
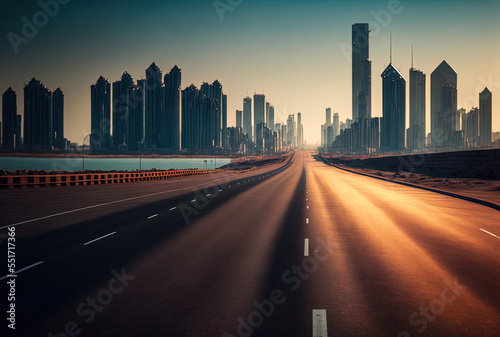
411,44,414,69
390,29,392,64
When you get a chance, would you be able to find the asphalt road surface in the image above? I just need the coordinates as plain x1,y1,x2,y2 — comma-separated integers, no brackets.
1,151,499,337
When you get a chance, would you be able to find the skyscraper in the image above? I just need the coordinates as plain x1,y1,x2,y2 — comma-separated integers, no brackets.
286,114,296,147
91,76,111,150
2,87,17,149
112,72,135,150
333,113,340,139
297,112,303,147
164,65,182,151
52,88,64,149
268,105,275,131
243,96,252,137
431,60,457,147
127,79,145,151
326,108,332,126
409,59,426,150
352,23,372,122
479,87,492,147
16,115,22,148
24,78,52,149
265,102,270,126
181,84,201,151
236,110,242,128
145,63,163,149
254,94,265,141
381,64,406,152
222,94,227,148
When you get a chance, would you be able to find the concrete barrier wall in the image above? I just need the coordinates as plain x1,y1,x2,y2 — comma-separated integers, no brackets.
359,149,500,178
0,169,225,188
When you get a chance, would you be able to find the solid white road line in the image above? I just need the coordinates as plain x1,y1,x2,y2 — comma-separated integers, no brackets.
304,238,309,256
0,261,45,281
84,232,117,246
147,214,159,219
1,178,233,229
169,207,177,211
480,228,500,240
312,309,328,337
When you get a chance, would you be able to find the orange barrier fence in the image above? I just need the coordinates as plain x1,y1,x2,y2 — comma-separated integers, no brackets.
0,169,225,188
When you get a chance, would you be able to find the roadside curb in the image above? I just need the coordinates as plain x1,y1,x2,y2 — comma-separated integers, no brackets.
317,155,500,212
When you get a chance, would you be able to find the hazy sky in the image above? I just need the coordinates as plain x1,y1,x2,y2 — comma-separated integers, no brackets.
1,0,499,145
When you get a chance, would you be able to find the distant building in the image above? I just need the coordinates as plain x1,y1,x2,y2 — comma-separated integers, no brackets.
16,115,22,148
326,108,332,126
182,81,224,152
254,94,265,141
333,113,340,139
408,66,426,150
164,65,182,151
268,105,275,131
52,88,65,149
2,87,17,149
145,62,163,149
286,114,296,147
381,64,406,152
243,96,252,138
236,110,242,128
222,94,227,148
112,72,135,150
127,79,145,151
24,78,52,150
479,88,492,147
297,112,303,147
91,76,111,150
431,60,457,147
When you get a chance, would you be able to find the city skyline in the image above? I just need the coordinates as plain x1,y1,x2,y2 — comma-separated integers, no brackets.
0,0,499,145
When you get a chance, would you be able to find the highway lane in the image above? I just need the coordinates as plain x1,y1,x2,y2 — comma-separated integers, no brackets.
0,159,289,238
0,153,302,336
1,150,500,336
299,153,500,336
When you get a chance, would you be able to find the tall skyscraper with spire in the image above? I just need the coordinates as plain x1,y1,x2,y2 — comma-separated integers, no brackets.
91,76,111,150
430,61,457,147
381,62,406,152
164,65,182,151
408,47,426,150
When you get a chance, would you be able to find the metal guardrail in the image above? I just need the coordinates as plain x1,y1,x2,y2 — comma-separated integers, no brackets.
0,169,225,188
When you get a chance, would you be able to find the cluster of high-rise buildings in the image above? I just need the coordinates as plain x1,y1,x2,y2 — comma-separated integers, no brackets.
90,63,183,153
1,79,66,151
232,94,303,154
325,23,495,154
90,63,300,155
1,61,305,154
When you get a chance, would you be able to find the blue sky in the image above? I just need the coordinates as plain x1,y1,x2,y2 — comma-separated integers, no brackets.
1,0,499,144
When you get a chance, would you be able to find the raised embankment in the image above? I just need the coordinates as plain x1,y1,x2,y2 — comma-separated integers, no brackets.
0,169,225,188
329,148,500,179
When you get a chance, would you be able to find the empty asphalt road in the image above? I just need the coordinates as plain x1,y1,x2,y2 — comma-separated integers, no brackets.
1,151,499,336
